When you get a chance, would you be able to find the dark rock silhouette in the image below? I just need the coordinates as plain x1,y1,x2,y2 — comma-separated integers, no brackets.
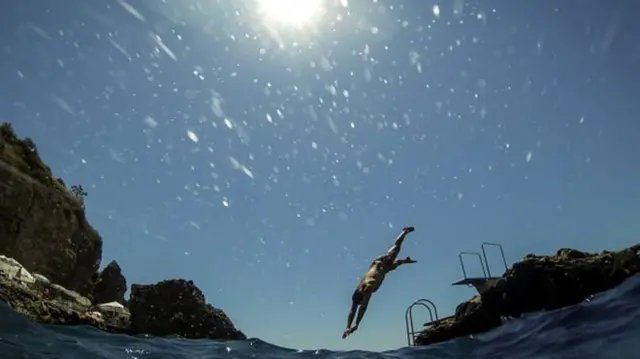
0,122,245,341
92,260,127,305
0,123,102,296
415,244,640,346
128,279,246,340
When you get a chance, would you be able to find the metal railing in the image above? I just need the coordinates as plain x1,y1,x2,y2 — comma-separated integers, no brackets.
481,242,508,278
458,251,487,280
403,241,510,346
458,242,508,280
404,299,439,346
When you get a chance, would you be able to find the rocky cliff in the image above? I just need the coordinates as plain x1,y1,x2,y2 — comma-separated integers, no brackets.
0,122,245,341
91,260,127,305
0,122,101,296
415,244,640,346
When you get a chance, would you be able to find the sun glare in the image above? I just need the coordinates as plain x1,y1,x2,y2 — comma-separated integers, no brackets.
257,0,324,27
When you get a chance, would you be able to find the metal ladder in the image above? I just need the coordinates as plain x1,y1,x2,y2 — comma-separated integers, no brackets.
404,298,439,346
403,242,511,346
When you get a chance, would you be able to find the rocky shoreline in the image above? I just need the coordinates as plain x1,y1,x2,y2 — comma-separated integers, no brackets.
414,245,640,346
0,122,245,341
0,255,245,340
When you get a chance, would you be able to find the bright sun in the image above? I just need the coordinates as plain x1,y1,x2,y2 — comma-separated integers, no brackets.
257,0,324,27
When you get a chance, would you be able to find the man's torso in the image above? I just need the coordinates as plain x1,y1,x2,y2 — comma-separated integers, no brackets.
358,259,391,293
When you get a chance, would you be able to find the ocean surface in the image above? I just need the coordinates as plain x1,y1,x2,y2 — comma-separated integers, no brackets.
1,276,638,359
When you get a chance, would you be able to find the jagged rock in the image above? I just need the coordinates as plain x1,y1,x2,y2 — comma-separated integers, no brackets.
0,126,245,342
0,255,92,311
0,256,124,330
47,284,92,308
98,301,127,313
15,267,36,285
88,311,103,321
0,254,35,284
0,257,243,341
0,123,102,295
92,260,127,304
415,243,640,346
96,301,131,328
128,279,246,340
33,273,50,284
0,255,21,269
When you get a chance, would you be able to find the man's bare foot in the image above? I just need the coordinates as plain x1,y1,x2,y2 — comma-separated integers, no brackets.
403,226,415,233
405,256,417,264
342,326,358,339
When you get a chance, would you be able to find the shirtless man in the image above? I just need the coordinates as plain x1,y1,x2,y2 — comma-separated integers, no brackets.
342,226,417,339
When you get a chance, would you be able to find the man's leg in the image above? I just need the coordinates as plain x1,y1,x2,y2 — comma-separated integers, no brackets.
344,294,371,338
345,300,358,330
343,290,362,338
343,289,372,338
353,295,370,329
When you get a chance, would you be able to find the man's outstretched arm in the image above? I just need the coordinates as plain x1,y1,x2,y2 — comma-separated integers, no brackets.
382,226,415,262
393,226,415,247
388,256,417,271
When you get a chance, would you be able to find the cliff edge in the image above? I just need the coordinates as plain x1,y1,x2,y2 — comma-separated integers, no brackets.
0,122,101,296
0,122,245,341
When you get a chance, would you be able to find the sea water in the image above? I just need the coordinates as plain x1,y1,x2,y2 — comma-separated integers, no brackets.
1,275,638,359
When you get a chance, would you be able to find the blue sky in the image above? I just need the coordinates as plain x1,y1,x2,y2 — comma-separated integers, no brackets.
2,0,640,352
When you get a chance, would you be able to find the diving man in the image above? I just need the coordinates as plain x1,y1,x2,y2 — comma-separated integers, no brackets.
342,226,417,339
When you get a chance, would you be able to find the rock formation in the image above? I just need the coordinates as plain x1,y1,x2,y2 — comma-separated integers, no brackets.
0,122,245,341
414,244,640,346
128,279,246,340
0,122,102,296
0,254,127,330
92,260,127,305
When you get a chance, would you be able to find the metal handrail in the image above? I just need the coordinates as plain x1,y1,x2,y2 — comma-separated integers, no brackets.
458,251,488,279
406,242,510,346
404,299,439,346
481,242,508,278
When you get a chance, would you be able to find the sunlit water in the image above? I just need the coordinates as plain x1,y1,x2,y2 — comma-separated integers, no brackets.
1,275,638,359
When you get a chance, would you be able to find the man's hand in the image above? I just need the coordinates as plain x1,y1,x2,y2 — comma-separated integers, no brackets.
404,256,417,264
403,226,415,233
